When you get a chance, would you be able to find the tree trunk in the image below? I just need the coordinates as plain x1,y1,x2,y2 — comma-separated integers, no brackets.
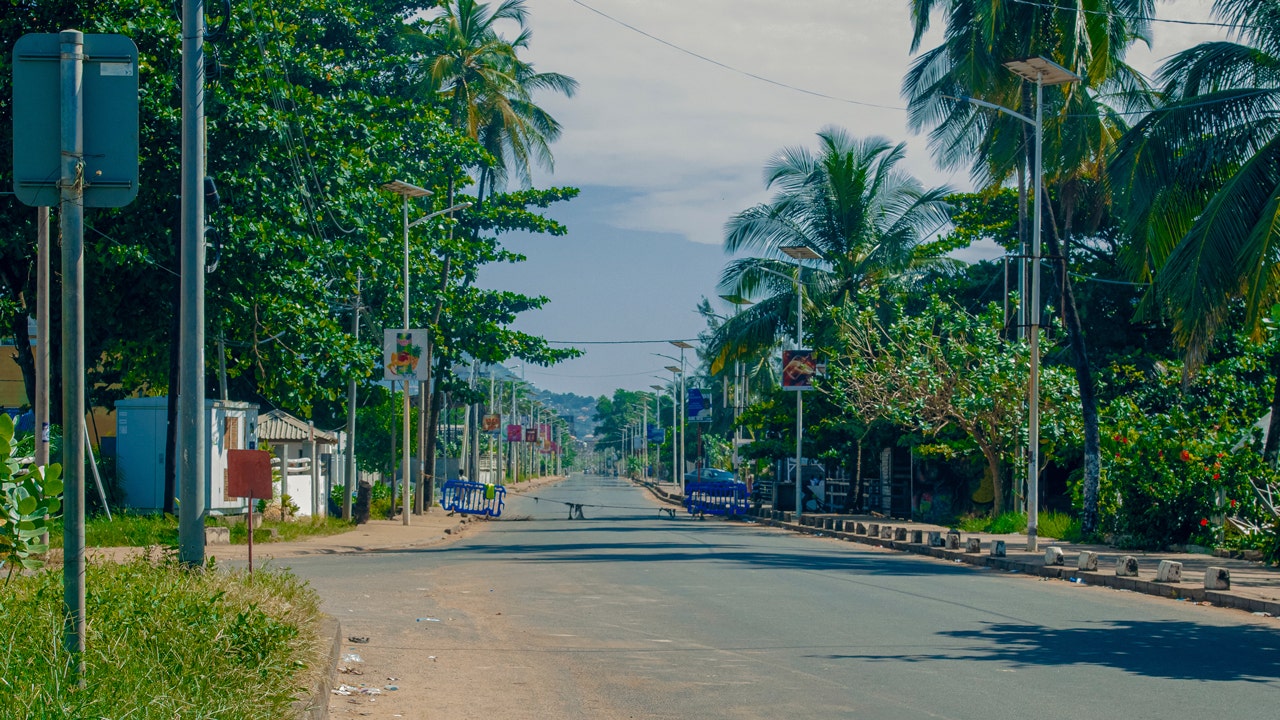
10,311,36,408
983,442,1005,516
1044,204,1102,535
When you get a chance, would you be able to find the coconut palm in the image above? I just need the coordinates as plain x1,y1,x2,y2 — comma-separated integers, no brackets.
902,0,1157,535
1112,0,1280,459
415,0,577,197
714,127,954,363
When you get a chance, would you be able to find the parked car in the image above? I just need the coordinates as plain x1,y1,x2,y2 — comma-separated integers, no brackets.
684,467,736,483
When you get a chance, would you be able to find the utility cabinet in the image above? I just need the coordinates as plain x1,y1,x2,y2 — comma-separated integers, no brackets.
115,398,259,513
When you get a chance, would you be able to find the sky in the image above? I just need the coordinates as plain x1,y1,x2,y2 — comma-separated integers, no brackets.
477,0,1228,399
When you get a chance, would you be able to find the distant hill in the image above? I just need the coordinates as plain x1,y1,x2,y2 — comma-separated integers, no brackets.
534,390,597,438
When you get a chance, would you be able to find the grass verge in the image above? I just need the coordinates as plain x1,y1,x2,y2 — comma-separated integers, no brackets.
0,556,325,719
47,513,355,549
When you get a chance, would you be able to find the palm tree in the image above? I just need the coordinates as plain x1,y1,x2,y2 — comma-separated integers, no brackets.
714,128,955,360
416,0,577,197
902,0,1157,535
1112,0,1280,460
403,0,577,510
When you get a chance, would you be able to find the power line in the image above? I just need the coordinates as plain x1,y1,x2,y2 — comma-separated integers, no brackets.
543,338,700,345
565,0,905,111
1007,0,1254,30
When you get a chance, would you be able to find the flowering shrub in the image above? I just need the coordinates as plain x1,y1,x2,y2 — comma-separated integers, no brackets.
1102,398,1275,549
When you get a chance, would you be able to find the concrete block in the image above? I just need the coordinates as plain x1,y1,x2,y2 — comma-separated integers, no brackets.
867,523,880,537
880,526,893,539
856,522,867,534
966,537,981,553
1156,560,1183,583
991,540,1006,557
1205,566,1231,590
928,531,943,547
1044,546,1065,566
204,526,230,545
910,530,924,544
895,528,908,541
1076,550,1099,571
945,532,961,550
1116,555,1139,577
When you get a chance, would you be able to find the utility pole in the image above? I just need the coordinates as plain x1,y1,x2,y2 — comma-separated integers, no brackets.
343,273,360,520
179,0,208,566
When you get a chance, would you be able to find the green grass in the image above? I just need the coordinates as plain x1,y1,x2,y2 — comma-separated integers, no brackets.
0,557,324,719
47,512,354,549
949,510,1082,541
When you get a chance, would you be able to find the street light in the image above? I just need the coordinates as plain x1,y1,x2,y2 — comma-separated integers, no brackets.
951,56,1080,552
382,180,431,526
670,341,694,485
718,294,754,479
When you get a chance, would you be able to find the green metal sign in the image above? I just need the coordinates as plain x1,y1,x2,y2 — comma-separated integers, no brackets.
12,33,139,208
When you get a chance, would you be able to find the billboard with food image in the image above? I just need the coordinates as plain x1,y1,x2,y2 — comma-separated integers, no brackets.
781,350,817,390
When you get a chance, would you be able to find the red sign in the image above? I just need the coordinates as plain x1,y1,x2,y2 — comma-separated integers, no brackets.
525,427,538,443
506,424,523,443
227,449,273,499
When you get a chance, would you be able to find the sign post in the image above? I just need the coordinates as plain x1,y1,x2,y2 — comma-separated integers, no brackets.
227,449,274,574
13,30,139,682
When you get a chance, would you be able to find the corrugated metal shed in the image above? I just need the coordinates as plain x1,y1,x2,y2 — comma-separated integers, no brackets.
258,409,339,444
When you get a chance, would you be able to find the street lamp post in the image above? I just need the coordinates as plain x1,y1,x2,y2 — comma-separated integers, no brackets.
750,245,820,517
671,341,694,484
718,295,753,480
382,180,431,526
382,180,470,525
951,57,1079,551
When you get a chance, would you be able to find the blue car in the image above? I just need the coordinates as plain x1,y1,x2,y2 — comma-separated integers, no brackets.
684,467,735,483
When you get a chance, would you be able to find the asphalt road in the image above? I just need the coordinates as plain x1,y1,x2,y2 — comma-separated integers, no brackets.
287,473,1280,719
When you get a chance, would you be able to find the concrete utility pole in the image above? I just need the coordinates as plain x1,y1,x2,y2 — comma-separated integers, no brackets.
178,0,208,567
344,273,360,520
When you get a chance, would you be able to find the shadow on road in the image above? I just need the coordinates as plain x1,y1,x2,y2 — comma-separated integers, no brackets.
811,619,1280,682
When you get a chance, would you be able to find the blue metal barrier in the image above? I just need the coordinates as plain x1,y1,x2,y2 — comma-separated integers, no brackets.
684,481,750,516
440,479,506,517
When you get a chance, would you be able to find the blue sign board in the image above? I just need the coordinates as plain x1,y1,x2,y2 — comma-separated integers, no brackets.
687,388,712,423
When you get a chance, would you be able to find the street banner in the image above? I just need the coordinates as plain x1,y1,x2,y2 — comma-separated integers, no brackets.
482,414,501,433
687,388,713,423
525,427,538,444
540,423,551,452
383,329,428,381
781,350,817,391
506,424,523,443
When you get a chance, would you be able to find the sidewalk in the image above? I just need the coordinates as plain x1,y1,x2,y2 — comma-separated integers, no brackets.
77,474,571,565
634,478,1280,617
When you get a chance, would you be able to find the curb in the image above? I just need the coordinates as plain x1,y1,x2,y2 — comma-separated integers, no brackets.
633,479,683,506
293,614,341,720
752,514,1280,618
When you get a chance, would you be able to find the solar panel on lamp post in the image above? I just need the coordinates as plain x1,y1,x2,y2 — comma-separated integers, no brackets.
381,180,431,526
948,57,1079,551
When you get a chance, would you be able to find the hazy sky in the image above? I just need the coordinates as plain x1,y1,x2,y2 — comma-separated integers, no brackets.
478,0,1227,398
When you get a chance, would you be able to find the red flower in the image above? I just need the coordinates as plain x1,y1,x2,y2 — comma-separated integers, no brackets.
1213,473,1220,480
1180,449,1192,462
1200,518,1210,527
1231,499,1238,508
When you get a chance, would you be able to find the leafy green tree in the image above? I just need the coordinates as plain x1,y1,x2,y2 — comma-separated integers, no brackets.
831,296,1078,515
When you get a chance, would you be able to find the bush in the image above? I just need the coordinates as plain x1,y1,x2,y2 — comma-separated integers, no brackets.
0,557,323,719
1103,399,1272,549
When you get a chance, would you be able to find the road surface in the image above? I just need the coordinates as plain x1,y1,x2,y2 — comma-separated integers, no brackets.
286,473,1280,719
